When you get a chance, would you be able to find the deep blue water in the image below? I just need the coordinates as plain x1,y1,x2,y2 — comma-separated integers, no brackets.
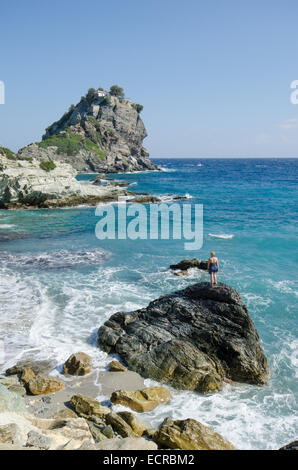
0,158,297,449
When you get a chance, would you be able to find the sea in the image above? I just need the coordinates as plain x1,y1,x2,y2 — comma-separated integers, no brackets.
0,158,297,449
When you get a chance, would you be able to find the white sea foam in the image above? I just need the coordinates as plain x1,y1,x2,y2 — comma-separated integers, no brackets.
268,280,298,298
208,233,234,239
0,224,16,229
0,248,110,270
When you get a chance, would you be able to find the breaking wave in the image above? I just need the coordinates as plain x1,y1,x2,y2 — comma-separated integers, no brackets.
0,248,110,270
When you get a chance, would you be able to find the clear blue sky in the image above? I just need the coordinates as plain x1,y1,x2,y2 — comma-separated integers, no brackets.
1,0,298,157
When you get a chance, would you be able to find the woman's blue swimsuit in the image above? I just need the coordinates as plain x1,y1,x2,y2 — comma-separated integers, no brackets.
209,262,218,274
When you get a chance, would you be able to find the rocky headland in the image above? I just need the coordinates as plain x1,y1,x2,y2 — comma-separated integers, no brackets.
97,282,270,393
0,149,132,209
17,86,159,173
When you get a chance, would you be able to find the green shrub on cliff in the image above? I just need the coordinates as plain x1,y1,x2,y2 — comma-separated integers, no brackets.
38,132,82,156
39,160,56,172
86,88,97,104
38,130,106,160
133,103,143,113
0,146,16,160
84,138,106,159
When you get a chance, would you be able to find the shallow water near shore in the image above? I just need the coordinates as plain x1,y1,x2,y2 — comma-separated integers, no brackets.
0,158,297,449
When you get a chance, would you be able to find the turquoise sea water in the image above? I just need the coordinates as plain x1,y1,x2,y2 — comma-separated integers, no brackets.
0,158,297,449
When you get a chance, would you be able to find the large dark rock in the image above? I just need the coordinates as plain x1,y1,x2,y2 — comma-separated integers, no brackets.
170,258,208,271
278,440,298,450
97,282,270,393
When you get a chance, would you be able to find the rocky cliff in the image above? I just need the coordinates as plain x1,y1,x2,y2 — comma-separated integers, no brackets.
0,147,130,209
18,87,158,173
97,282,270,393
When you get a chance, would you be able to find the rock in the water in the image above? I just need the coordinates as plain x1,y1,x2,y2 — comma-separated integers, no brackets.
170,258,208,271
173,270,189,276
96,437,158,450
70,394,110,419
155,418,235,450
129,196,161,204
27,374,65,395
279,440,298,450
117,411,148,436
8,385,26,397
63,352,91,376
108,360,127,372
97,282,269,393
110,386,171,412
6,360,55,376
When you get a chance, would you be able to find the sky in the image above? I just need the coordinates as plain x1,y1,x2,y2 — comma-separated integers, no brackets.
1,0,298,157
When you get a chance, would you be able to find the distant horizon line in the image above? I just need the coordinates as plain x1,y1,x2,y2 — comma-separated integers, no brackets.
150,156,298,159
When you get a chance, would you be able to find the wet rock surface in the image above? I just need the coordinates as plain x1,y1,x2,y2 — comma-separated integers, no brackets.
98,282,270,393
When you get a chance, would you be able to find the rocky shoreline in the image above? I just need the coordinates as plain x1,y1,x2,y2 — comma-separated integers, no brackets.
0,355,235,450
0,280,283,451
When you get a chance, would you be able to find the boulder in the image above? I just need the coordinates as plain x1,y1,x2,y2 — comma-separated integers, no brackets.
108,360,127,372
0,412,94,450
0,376,18,387
130,196,161,204
105,411,137,438
98,282,269,393
101,425,114,439
110,386,171,412
27,374,65,395
8,385,26,397
20,368,36,385
0,384,27,413
6,359,55,376
87,421,108,442
279,440,298,450
117,411,148,436
173,270,188,276
96,437,158,450
63,352,91,376
155,417,235,450
70,394,110,419
26,430,52,450
0,423,20,445
170,258,208,271
52,409,78,420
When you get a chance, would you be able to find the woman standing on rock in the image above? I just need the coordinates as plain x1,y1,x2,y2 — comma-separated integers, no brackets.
208,252,219,287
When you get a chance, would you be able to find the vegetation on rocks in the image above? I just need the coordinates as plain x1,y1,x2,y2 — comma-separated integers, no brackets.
38,129,106,159
133,103,144,113
39,160,56,172
109,85,125,97
0,146,16,160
